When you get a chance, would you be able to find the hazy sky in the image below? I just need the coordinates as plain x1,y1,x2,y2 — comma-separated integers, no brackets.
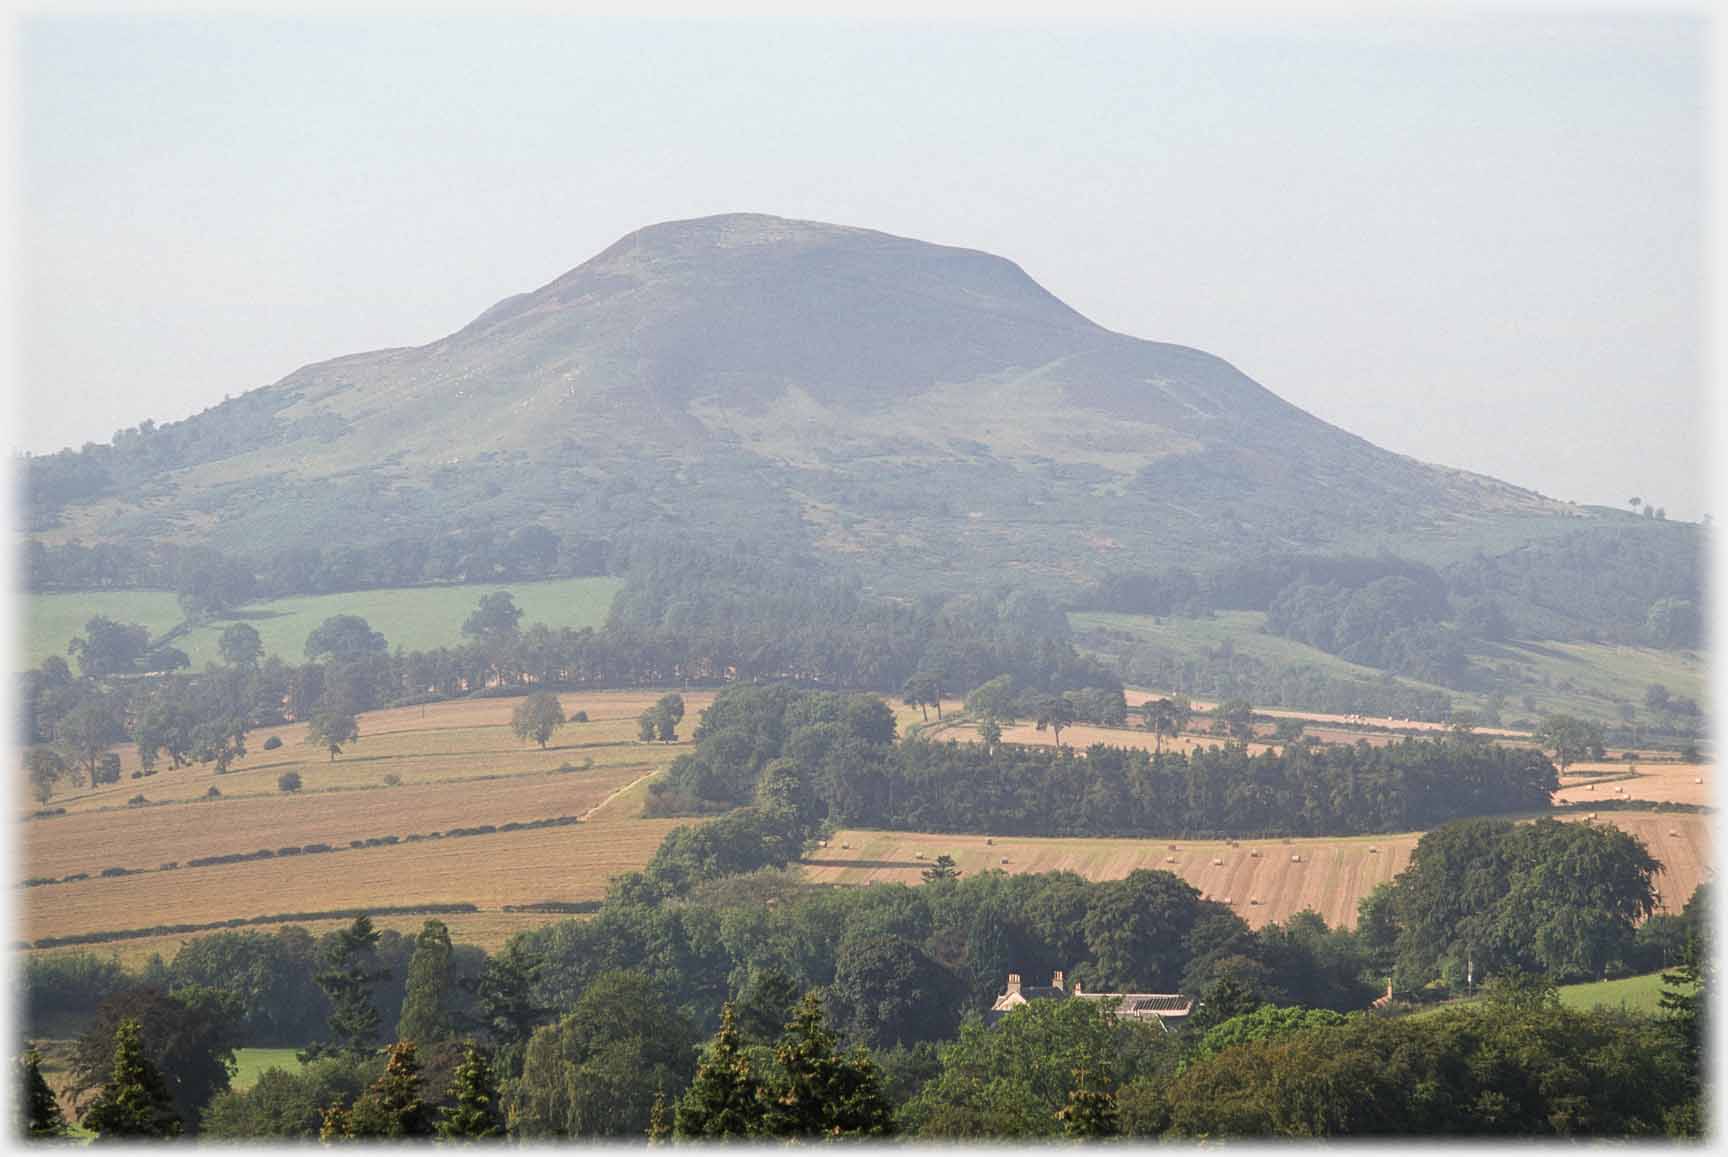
14,11,1709,517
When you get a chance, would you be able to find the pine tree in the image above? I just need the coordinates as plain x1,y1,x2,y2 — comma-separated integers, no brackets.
80,1018,181,1139
673,1004,764,1138
346,1041,432,1138
436,1044,504,1140
921,854,962,884
646,1090,672,1144
1055,1064,1119,1138
398,919,455,1044
307,914,390,1059
761,992,895,1138
473,939,545,1078
17,1047,67,1139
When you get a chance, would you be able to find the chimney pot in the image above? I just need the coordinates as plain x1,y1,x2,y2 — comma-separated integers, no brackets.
1052,971,1065,991
1006,973,1022,994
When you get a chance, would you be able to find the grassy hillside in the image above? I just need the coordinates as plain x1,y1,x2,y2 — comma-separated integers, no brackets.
1072,609,1706,726
22,576,623,670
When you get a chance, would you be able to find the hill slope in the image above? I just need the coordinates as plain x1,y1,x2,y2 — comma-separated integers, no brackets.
29,213,1598,591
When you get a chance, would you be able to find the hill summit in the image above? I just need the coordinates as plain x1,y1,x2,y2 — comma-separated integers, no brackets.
33,213,1583,589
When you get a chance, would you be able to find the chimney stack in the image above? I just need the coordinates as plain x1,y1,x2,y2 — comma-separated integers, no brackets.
1052,971,1065,992
1006,973,1022,996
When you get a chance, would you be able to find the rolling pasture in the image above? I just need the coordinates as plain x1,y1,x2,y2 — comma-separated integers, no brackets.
1078,610,1706,726
20,690,713,950
22,575,622,670
802,810,1710,930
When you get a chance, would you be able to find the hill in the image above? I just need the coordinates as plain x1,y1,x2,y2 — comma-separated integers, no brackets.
26,213,1613,594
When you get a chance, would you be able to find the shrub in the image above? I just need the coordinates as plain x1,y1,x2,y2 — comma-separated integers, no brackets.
278,771,303,794
383,773,401,787
263,735,283,751
127,794,147,807
206,786,222,799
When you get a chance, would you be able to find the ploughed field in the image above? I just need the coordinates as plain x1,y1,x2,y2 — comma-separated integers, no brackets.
19,691,714,949
803,810,1711,930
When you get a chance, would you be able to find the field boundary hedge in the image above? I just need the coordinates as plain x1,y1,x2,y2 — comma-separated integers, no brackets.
21,813,586,890
29,902,481,949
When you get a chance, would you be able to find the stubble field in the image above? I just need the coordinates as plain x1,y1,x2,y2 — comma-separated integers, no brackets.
802,809,1710,929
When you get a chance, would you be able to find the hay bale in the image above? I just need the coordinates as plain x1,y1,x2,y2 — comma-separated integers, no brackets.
1211,857,1223,866
1368,846,1379,854
840,842,851,850
1249,850,1262,858
1165,856,1177,864
1290,854,1302,863
999,857,1011,865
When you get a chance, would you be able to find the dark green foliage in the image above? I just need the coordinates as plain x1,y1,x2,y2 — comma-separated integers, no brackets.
1379,818,1659,985
18,1047,67,1139
513,971,700,1137
435,1044,504,1140
397,919,454,1044
308,915,390,1058
922,854,961,884
200,1054,378,1139
471,939,546,1075
70,986,242,1131
760,993,895,1138
1164,1003,1695,1137
901,998,1171,1138
828,930,963,1049
673,1004,765,1139
1183,1004,1349,1071
66,615,153,678
277,770,302,793
639,692,685,742
81,1018,181,1139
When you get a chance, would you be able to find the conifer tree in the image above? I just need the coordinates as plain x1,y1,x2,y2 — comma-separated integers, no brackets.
436,1044,505,1140
1055,1064,1119,1139
673,1003,764,1139
647,1090,672,1144
307,914,390,1060
80,1019,181,1139
17,1047,67,1139
345,1041,432,1138
761,992,895,1138
398,919,455,1044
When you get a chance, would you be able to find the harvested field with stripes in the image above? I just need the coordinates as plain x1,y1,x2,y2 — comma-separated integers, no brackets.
19,690,717,952
802,810,1710,929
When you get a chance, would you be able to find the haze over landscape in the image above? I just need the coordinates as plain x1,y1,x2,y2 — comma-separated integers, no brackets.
9,9,1715,1146
16,12,1706,517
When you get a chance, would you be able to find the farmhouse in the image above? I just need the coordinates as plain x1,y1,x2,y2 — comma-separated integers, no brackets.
987,971,1193,1030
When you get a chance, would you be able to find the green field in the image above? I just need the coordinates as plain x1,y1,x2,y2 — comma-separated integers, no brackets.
23,577,623,669
232,1047,306,1091
1557,971,1682,1015
1071,610,1706,727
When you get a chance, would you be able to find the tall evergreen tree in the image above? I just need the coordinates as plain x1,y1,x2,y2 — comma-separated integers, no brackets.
673,1004,764,1139
647,1090,672,1144
398,919,455,1044
342,1041,432,1138
761,992,895,1138
307,915,390,1059
17,1047,67,1139
81,1018,181,1139
436,1044,504,1140
473,939,546,1078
